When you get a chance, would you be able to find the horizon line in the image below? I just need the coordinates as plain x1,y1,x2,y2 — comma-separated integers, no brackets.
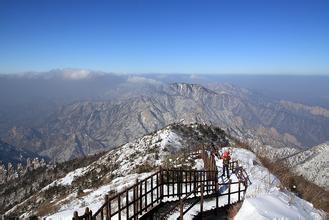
1,68,329,76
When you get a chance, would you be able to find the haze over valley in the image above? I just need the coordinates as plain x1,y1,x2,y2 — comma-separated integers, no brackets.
1,70,329,162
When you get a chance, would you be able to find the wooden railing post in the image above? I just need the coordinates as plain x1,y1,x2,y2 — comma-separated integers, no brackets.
228,179,231,205
105,195,109,220
126,190,129,219
185,171,187,196
72,211,78,220
84,207,90,220
139,181,143,215
133,179,137,220
215,170,219,213
179,199,183,220
193,171,197,197
151,174,154,206
238,181,241,202
144,180,147,210
118,195,121,220
178,168,181,199
160,166,164,200
200,182,204,215
109,199,111,220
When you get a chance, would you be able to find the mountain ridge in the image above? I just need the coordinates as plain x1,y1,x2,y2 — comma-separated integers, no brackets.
2,82,328,161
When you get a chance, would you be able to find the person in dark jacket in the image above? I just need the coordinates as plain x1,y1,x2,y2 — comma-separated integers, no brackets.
221,150,231,178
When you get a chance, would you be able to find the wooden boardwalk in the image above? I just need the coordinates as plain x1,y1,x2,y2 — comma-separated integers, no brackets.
73,149,249,220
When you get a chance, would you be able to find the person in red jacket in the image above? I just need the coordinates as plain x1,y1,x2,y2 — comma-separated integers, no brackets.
221,150,231,178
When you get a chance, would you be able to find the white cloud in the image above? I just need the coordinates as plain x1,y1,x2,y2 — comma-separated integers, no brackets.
127,76,161,85
189,74,206,80
62,69,91,80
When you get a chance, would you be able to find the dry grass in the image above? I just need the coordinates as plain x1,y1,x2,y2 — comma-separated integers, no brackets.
229,137,252,152
234,139,251,150
227,202,242,220
35,201,60,217
36,191,83,218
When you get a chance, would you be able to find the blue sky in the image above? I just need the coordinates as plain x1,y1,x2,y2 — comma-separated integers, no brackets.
0,0,329,74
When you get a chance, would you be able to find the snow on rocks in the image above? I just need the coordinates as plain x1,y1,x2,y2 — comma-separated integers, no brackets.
284,141,329,190
43,127,187,219
159,129,182,150
43,167,89,190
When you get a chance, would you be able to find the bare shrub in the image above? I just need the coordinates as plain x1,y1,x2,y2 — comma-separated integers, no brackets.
135,163,155,173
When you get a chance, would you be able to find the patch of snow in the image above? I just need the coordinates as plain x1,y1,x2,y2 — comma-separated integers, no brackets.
235,189,324,220
192,159,204,170
42,167,89,191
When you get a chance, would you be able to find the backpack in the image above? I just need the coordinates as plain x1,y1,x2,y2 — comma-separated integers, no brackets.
222,151,231,165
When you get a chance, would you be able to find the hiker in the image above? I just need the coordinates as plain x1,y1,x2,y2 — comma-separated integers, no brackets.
221,150,231,178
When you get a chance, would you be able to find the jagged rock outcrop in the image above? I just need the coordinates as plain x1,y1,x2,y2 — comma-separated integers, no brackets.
0,139,39,165
0,158,48,184
0,153,103,215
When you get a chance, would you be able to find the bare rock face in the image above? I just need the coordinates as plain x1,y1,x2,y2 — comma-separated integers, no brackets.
2,83,329,162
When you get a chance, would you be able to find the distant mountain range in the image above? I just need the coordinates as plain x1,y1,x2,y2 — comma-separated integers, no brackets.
1,80,328,162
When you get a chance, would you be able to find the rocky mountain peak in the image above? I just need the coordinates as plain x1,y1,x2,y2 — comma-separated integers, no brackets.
168,83,217,97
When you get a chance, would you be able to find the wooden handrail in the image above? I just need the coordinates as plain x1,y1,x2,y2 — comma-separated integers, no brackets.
73,154,250,220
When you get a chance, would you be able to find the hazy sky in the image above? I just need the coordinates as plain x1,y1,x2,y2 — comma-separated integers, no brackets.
1,0,329,74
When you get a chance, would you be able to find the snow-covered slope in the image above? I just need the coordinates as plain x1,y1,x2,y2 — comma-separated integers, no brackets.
231,148,326,220
5,123,228,218
283,141,329,190
45,147,326,220
4,123,327,219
